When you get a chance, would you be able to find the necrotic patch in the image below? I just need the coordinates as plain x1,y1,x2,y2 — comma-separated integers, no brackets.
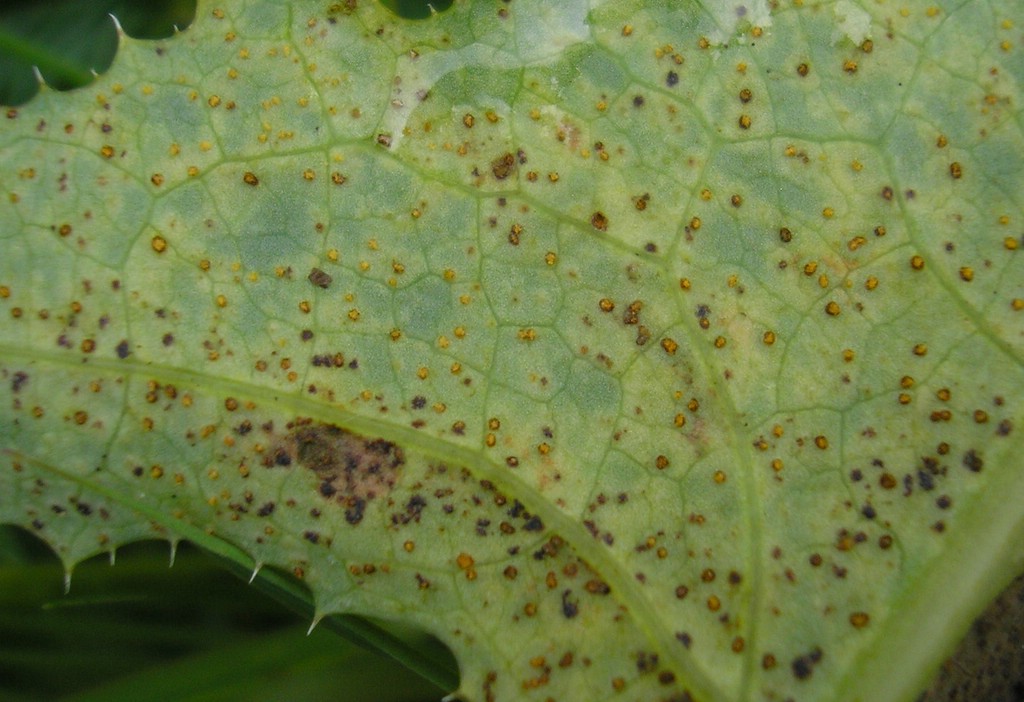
264,419,404,524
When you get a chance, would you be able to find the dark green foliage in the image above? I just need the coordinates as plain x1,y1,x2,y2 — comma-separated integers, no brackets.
0,0,195,105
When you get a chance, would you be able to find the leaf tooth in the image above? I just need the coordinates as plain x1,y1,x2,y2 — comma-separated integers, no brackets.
307,613,324,636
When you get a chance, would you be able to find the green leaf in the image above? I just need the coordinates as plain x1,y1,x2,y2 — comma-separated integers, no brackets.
2,1,1022,701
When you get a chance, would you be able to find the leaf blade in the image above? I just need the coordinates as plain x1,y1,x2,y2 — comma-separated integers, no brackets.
1,1,1022,701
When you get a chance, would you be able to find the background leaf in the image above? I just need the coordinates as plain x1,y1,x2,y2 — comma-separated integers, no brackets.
0,530,447,701
0,0,196,105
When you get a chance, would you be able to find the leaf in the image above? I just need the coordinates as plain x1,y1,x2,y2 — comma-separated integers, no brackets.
1,1,1022,701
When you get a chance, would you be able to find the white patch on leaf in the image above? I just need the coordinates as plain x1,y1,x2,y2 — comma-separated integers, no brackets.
703,0,774,46
514,2,590,64
383,3,589,150
832,0,872,45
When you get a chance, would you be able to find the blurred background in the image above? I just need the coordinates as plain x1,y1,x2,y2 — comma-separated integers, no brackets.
0,526,446,701
0,0,196,106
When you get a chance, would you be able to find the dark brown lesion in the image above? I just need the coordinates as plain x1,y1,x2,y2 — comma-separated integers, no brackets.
9,371,29,393
264,419,404,524
491,152,515,180
307,268,333,289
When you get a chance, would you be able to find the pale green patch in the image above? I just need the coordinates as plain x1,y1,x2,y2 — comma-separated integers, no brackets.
1,1,1023,701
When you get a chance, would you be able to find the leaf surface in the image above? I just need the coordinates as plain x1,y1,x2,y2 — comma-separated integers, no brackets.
1,1,1023,700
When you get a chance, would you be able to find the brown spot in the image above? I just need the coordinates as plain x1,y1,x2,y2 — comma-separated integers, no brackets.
636,651,659,672
963,449,983,472
623,300,643,325
561,590,579,618
590,211,609,232
792,647,823,680
308,267,333,289
11,371,28,393
267,420,404,524
491,152,515,179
